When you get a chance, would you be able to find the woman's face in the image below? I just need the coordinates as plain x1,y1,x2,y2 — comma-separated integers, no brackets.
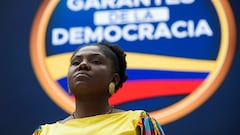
67,45,115,97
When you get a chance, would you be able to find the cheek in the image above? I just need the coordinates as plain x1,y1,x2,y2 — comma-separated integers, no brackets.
68,66,75,76
95,69,112,83
67,68,74,85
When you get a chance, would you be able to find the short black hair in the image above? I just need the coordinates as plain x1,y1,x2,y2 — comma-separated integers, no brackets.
71,41,128,91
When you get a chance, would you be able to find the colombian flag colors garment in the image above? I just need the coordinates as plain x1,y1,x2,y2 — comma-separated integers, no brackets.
33,110,165,135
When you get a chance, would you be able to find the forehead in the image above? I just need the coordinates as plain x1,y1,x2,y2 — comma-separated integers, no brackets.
73,45,106,57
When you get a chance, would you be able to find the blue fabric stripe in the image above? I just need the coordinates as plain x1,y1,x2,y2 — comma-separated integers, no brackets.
155,121,165,135
143,117,154,130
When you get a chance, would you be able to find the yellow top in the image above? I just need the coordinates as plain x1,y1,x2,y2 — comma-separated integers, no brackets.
33,110,165,135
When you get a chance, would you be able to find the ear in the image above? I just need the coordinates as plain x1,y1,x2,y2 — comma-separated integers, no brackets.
112,73,120,86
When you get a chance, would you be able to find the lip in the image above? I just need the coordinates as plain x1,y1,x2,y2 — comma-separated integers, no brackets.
74,72,92,79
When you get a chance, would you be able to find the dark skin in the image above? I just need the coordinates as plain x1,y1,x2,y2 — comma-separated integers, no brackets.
64,45,122,121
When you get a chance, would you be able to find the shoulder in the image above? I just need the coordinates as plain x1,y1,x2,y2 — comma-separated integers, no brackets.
32,122,61,135
112,108,125,113
129,109,148,117
134,110,166,135
59,115,74,124
32,126,42,135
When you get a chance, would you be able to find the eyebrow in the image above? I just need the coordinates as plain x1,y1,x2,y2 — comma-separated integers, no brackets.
71,53,103,60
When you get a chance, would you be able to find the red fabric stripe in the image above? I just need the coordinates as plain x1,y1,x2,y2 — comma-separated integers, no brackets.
109,79,203,105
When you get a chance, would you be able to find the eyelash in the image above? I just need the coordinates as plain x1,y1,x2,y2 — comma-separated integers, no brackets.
92,60,102,64
72,61,80,66
71,59,102,66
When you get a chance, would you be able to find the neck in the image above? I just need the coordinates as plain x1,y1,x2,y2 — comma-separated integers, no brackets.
73,96,112,118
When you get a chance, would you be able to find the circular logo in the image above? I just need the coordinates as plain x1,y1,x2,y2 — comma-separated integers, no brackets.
30,0,236,124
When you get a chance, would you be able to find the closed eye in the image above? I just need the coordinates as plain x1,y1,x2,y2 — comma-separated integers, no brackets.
72,61,80,66
92,60,102,65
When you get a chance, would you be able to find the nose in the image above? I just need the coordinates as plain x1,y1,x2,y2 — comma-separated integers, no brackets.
78,60,90,70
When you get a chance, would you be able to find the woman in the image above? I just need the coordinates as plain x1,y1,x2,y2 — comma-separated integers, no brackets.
33,42,165,135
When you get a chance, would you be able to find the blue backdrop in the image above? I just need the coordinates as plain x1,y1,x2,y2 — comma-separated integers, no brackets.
0,1,239,135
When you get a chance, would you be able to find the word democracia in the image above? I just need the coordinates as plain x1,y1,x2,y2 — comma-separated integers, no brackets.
52,19,213,45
